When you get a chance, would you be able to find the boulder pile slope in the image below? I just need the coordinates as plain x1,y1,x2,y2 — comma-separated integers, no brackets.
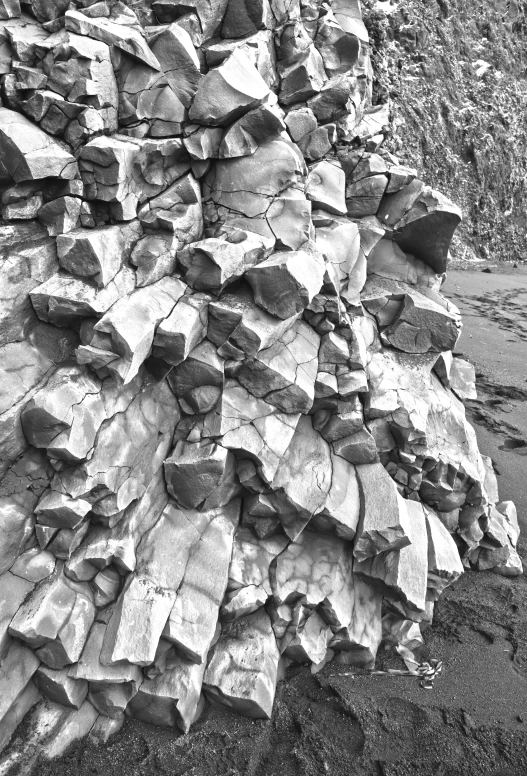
0,0,522,760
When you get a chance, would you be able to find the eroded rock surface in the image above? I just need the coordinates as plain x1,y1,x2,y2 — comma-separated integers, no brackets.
0,0,521,760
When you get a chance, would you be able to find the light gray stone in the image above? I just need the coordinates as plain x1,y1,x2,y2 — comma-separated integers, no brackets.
354,462,412,561
354,499,429,614
189,48,269,126
128,656,206,732
425,506,464,598
34,666,88,709
163,500,239,662
65,10,160,69
153,292,208,366
0,641,40,735
204,609,279,718
306,161,346,216
0,107,78,182
245,249,325,320
271,528,354,630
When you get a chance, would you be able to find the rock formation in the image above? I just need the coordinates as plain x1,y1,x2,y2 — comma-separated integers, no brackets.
0,0,522,760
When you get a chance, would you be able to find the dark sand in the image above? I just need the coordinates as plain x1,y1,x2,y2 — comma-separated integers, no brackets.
11,265,527,776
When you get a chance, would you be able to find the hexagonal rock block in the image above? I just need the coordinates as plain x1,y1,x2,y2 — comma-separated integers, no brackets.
283,610,331,664
0,108,78,182
230,319,320,415
271,528,354,631
209,138,305,218
79,135,190,221
100,575,176,668
245,250,325,319
65,10,161,70
278,46,326,106
138,172,202,238
228,527,288,596
153,0,229,39
331,0,369,43
311,453,361,540
354,462,412,561
163,502,239,663
354,499,429,614
314,211,361,290
189,48,270,126
297,124,337,162
168,339,223,413
0,641,40,750
346,175,388,218
153,293,209,366
1,574,34,661
148,23,202,108
434,352,477,401
69,621,143,693
21,364,103,461
207,284,300,358
35,492,91,530
377,178,425,227
219,105,285,159
315,13,361,77
203,609,280,718
0,494,36,576
178,233,270,292
33,667,88,710
392,188,462,274
52,379,178,524
329,575,383,669
285,107,318,141
382,292,461,355
203,378,300,483
265,195,312,250
93,277,186,383
127,658,206,732
9,570,95,669
425,507,464,598
220,0,273,39
306,160,347,216
56,227,128,290
0,0,20,19
164,439,240,510
268,415,332,539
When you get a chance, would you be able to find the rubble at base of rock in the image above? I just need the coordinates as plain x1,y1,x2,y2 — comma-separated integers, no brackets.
0,0,521,758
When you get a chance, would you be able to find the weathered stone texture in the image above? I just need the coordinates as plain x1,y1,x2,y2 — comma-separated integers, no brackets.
0,0,519,756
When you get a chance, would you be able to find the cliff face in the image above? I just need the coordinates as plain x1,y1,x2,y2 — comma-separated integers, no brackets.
363,0,527,264
0,0,523,767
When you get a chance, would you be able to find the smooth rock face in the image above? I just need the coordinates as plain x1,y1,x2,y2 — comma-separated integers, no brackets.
354,463,412,561
189,48,270,127
128,656,206,732
0,108,78,182
203,609,280,718
0,0,518,756
354,500,429,614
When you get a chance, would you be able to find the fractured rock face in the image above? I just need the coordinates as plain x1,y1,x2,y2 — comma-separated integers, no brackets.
203,609,280,718
189,48,270,127
0,0,519,756
0,107,78,182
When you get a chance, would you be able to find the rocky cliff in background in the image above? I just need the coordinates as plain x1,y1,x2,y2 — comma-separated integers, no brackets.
362,0,527,265
0,0,522,764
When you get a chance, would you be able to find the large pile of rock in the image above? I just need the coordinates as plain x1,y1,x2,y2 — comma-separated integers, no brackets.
0,0,522,759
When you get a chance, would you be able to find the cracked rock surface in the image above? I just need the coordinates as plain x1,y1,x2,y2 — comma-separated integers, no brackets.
0,0,521,764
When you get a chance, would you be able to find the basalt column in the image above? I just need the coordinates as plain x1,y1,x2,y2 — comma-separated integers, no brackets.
0,0,521,758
